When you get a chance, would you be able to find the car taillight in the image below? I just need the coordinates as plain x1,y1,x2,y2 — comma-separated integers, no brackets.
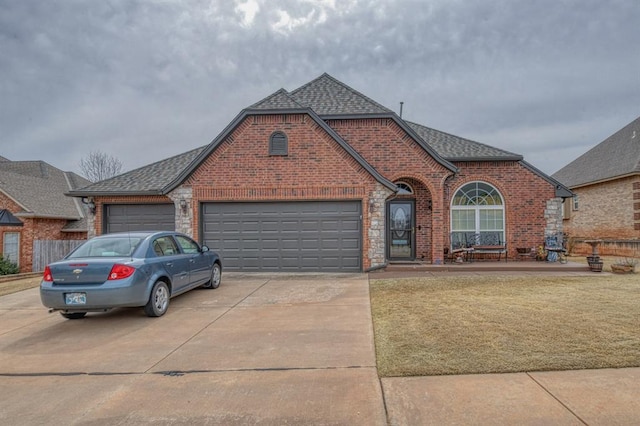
108,264,136,280
43,266,53,282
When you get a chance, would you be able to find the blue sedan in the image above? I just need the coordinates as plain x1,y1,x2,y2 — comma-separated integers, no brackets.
40,231,222,319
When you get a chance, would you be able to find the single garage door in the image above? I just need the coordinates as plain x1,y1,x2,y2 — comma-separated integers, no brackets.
105,204,175,233
202,201,362,272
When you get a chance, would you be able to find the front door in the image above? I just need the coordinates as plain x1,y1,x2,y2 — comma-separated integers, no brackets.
387,201,415,260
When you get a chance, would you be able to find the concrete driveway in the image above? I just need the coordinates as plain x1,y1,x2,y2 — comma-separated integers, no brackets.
0,273,386,425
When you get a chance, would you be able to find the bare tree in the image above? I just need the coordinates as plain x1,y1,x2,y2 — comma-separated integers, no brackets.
79,150,123,182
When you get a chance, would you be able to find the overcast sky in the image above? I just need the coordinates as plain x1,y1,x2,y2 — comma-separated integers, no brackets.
2,0,639,179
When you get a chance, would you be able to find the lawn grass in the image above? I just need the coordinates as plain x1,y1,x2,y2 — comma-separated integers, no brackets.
0,277,41,297
370,273,640,377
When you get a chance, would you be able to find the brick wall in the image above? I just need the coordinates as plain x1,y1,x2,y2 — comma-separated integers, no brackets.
185,114,385,269
327,118,452,262
1,192,87,273
447,161,559,257
87,113,562,267
0,217,85,273
327,119,558,261
564,175,640,240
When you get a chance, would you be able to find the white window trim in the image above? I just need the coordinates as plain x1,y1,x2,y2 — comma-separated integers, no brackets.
450,182,506,239
3,232,20,266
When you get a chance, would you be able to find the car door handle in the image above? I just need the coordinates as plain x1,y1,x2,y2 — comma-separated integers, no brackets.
165,262,173,267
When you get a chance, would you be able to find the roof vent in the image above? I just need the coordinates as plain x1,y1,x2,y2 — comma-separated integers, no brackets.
632,130,637,139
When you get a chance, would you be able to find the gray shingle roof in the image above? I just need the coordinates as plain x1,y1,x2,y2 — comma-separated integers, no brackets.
250,88,305,110
0,160,90,219
553,116,640,187
62,217,88,232
405,121,523,161
70,146,206,195
288,73,392,115
71,74,549,195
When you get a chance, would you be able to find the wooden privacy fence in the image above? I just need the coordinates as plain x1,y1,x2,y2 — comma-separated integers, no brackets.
32,240,85,272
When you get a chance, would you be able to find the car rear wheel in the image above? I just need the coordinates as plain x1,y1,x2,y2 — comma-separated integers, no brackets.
144,281,170,317
61,312,86,320
202,263,221,289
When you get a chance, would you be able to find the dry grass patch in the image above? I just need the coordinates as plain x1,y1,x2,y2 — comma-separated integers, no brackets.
0,277,41,297
371,274,640,377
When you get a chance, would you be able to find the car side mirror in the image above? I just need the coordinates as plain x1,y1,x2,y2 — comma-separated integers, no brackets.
201,245,210,253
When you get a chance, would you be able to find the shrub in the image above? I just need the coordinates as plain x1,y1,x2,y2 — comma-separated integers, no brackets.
0,256,19,275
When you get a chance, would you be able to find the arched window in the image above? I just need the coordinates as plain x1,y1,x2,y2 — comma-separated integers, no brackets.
451,182,505,243
395,182,414,195
269,131,288,156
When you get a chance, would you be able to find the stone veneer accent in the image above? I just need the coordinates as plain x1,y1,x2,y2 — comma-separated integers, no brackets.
368,183,394,269
168,187,193,236
86,203,96,239
545,197,564,237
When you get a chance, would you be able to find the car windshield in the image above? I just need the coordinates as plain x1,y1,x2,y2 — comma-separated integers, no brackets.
68,236,143,258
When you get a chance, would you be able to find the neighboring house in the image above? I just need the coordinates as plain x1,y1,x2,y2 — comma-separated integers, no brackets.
0,157,90,272
553,116,640,255
69,73,571,272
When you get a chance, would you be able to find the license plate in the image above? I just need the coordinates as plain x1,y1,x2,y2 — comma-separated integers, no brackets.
65,292,87,305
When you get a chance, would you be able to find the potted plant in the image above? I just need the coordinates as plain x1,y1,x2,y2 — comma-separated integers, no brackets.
610,258,637,273
589,260,604,272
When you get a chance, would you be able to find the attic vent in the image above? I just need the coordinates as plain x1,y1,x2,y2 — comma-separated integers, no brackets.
269,131,288,156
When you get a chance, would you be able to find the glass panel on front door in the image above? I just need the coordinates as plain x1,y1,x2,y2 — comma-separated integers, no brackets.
389,201,414,259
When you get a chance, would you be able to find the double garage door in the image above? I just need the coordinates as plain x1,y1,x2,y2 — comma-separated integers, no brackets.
104,204,175,233
202,201,362,272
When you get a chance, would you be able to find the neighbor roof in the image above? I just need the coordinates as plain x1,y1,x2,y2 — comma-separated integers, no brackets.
0,160,90,220
553,116,640,187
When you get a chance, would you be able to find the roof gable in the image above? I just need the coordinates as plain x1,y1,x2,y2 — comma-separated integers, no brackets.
250,88,305,110
289,73,392,115
553,116,640,187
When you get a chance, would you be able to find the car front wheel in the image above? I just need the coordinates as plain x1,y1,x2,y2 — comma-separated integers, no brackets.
202,263,221,289
144,281,170,317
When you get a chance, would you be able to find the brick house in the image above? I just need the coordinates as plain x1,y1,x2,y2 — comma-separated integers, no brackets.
70,74,571,271
0,157,89,272
553,116,640,256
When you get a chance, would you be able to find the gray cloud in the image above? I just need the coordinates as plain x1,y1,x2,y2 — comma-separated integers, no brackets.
1,0,639,175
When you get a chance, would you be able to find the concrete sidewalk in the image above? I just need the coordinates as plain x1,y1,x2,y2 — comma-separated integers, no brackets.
382,368,640,425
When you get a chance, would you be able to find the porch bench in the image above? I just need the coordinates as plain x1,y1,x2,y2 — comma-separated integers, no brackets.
470,244,507,262
468,231,507,262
